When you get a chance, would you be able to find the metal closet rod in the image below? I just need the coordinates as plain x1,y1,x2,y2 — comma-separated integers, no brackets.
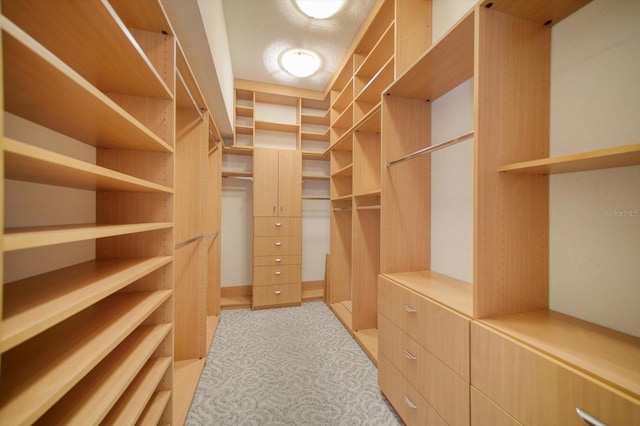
207,231,219,241
175,234,203,250
223,175,253,181
385,131,474,168
302,196,330,200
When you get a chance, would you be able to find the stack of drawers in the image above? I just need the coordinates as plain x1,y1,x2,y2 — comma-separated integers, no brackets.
252,217,302,309
378,275,471,426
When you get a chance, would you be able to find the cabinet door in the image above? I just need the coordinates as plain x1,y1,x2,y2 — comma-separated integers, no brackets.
253,147,279,216
277,149,301,217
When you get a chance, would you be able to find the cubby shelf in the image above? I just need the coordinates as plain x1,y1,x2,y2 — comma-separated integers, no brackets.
301,112,330,126
255,120,299,133
1,256,172,352
355,22,395,79
301,129,330,142
0,290,172,425
1,16,172,153
137,390,172,426
34,324,172,425
355,57,395,105
332,164,354,177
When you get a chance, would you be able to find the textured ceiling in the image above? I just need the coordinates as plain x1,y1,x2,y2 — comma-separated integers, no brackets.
221,0,377,92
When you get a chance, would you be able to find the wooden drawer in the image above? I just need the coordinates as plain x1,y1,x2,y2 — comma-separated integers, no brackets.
254,217,301,236
253,264,301,287
379,354,447,426
253,255,302,267
471,322,640,425
378,275,470,380
379,315,469,426
252,283,301,308
253,236,301,256
471,386,521,426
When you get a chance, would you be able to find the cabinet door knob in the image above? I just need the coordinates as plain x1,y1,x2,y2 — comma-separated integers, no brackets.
274,242,282,246
275,258,282,263
404,350,417,360
404,304,417,313
404,397,417,409
275,271,282,275
274,290,282,295
275,222,282,227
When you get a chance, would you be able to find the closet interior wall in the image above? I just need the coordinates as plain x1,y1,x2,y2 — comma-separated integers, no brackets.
0,1,223,424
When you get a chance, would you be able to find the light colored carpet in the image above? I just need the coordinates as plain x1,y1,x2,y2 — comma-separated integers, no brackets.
187,301,403,425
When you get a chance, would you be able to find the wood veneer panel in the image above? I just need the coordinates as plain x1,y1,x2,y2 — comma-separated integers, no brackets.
470,387,522,426
173,358,206,426
1,17,172,152
353,132,381,195
253,148,279,217
395,0,432,76
329,210,352,304
480,0,591,26
108,0,173,34
0,290,171,425
278,149,302,217
137,390,171,426
351,208,380,331
35,324,171,425
1,257,171,352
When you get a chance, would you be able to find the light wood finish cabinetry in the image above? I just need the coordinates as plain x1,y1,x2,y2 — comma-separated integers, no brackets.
1,2,223,424
326,0,431,365
253,148,303,309
379,0,639,424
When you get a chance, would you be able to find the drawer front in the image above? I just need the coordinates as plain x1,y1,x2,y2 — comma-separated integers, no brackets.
254,217,301,237
254,236,301,256
471,322,640,425
379,354,447,426
379,315,469,426
378,276,470,380
253,255,302,267
252,283,301,308
253,264,301,286
471,386,521,426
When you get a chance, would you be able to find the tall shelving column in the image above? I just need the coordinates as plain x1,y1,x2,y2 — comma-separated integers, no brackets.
1,1,176,424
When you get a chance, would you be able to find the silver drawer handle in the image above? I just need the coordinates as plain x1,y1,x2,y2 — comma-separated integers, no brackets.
404,396,417,409
275,222,282,227
404,304,417,313
274,290,282,295
576,408,607,426
404,350,417,360
275,258,282,263
274,242,282,246
275,271,282,275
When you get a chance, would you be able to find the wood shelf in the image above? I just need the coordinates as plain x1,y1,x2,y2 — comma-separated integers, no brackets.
356,57,395,105
301,111,329,126
173,358,206,426
1,16,172,152
301,129,330,142
0,290,172,425
355,22,395,78
332,164,354,177
381,271,473,318
223,145,254,156
331,104,354,131
354,328,379,366
35,324,172,425
102,356,172,425
1,256,172,353
3,222,173,252
222,170,253,178
137,390,171,426
479,0,591,26
302,174,330,181
332,78,354,112
2,0,172,99
255,120,299,133
3,138,173,193
236,124,254,135
107,0,173,35
386,10,474,101
355,105,382,134
498,143,640,174
481,309,640,400
331,301,353,332
236,105,254,118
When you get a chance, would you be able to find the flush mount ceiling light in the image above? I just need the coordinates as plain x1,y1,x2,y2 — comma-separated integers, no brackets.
280,49,321,78
294,0,345,19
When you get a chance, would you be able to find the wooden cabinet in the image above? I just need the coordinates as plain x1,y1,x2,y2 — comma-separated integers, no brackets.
253,148,302,309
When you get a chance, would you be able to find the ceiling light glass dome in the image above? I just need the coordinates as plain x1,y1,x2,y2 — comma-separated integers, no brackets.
295,0,345,19
280,49,321,78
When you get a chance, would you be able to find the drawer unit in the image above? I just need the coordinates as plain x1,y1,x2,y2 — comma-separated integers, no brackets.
471,387,521,426
378,275,470,380
253,264,301,286
253,236,302,257
379,315,469,426
253,283,302,308
253,254,302,267
471,322,640,425
379,354,447,426
254,217,301,236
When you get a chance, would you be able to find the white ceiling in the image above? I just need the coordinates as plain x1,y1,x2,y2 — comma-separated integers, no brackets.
221,0,376,91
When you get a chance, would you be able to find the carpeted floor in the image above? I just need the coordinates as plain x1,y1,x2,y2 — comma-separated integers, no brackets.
186,301,403,425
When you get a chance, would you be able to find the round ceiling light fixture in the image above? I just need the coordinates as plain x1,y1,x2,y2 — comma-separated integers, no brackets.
294,0,345,19
280,49,321,78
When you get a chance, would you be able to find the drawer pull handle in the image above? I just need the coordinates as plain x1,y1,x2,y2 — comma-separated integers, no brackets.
404,304,417,313
404,396,417,409
404,350,417,360
275,258,282,263
275,271,282,275
274,290,282,295
576,408,607,426
274,242,282,246
275,222,283,227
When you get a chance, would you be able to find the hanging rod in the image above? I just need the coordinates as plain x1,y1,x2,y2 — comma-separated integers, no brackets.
207,231,219,241
333,207,352,211
385,131,474,168
175,234,203,250
177,70,205,121
356,205,381,210
303,196,330,200
223,175,253,181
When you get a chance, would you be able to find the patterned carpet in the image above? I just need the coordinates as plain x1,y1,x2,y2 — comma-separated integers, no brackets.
187,302,403,425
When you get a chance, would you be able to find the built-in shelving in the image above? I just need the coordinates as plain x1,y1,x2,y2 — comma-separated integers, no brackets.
137,390,172,426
